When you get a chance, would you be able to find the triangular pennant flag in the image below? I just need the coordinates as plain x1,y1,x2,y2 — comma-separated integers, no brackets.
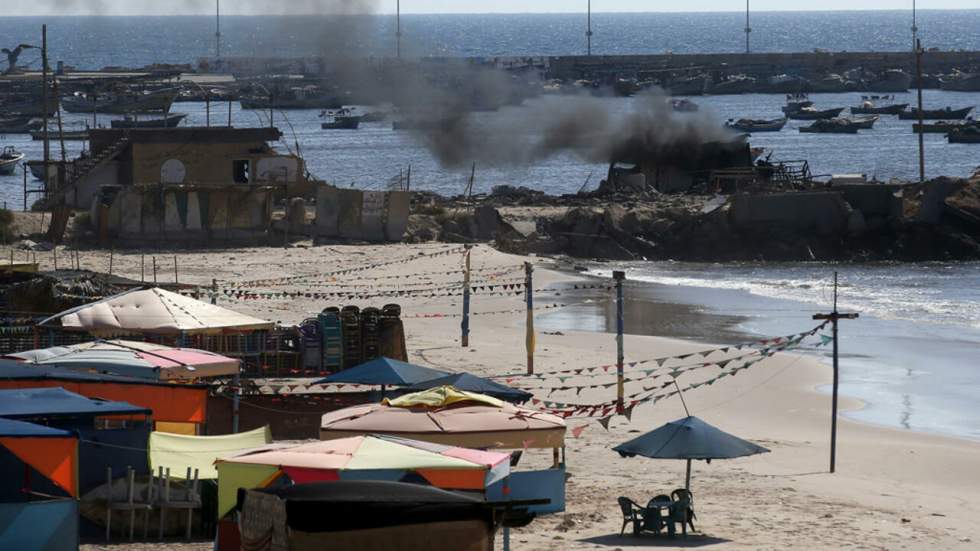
571,425,588,438
624,405,636,421
597,416,613,430
819,334,833,346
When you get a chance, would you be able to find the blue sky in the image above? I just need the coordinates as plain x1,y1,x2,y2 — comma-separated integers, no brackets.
7,1,975,16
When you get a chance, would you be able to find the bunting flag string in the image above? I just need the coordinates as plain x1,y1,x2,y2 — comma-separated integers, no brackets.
403,303,567,319
495,322,829,382
226,246,470,289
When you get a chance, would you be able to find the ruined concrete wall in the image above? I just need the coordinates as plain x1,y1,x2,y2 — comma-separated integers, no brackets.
315,184,410,242
730,192,852,235
831,184,904,220
129,142,298,186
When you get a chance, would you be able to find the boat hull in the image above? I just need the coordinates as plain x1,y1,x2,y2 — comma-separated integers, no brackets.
0,155,25,175
850,104,909,115
787,107,846,120
110,113,187,129
62,90,178,114
898,107,974,120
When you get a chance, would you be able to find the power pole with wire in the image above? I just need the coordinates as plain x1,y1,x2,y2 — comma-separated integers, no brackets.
812,272,859,474
461,245,472,347
915,39,925,183
614,270,626,413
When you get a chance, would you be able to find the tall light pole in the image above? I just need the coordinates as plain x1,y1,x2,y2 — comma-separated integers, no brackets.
396,0,402,59
911,0,918,52
586,0,593,56
744,0,751,54
215,0,221,58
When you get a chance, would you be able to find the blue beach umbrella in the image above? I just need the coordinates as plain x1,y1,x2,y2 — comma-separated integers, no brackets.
315,357,450,394
613,416,769,492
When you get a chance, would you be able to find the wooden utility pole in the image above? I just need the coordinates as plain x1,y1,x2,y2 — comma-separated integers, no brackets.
813,272,859,474
613,270,626,413
461,245,472,347
152,256,158,284
524,261,535,375
396,0,402,59
586,0,593,56
211,279,218,305
915,39,925,183
173,256,179,284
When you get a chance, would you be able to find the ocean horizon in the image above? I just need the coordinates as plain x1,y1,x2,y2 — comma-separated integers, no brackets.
2,11,980,70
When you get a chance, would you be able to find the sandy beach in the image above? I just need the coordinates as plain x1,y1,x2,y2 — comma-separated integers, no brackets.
26,241,976,550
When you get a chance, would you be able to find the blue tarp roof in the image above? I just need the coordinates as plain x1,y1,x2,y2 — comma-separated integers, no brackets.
405,373,533,403
0,417,73,438
0,387,150,419
315,357,450,387
613,416,770,460
0,359,205,388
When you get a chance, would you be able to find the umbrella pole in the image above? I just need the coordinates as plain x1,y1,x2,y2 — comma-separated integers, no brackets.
685,459,691,492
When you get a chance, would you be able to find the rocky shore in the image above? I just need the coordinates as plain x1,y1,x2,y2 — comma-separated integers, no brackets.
406,175,980,262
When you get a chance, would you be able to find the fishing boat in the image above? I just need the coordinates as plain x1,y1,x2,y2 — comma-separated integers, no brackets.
947,126,980,144
725,117,787,132
0,116,43,133
939,72,980,92
864,69,912,93
912,120,978,133
781,94,813,114
669,98,699,112
898,106,975,120
110,113,186,129
0,95,58,117
0,146,25,175
799,119,860,134
62,88,179,114
321,114,361,130
850,115,880,129
240,85,342,110
850,101,909,115
787,107,846,120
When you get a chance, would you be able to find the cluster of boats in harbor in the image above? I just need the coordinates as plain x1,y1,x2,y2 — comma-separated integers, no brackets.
726,94,978,142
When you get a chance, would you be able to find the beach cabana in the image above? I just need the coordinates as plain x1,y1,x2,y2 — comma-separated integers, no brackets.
38,287,274,336
214,434,512,518
404,372,533,403
0,360,208,430
7,339,240,381
0,387,152,493
321,386,567,514
239,481,498,551
315,356,450,393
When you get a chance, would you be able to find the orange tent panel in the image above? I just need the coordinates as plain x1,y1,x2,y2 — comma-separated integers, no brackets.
0,436,78,497
415,468,487,491
0,380,206,424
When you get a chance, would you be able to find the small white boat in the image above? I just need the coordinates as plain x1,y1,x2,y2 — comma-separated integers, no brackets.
0,146,25,176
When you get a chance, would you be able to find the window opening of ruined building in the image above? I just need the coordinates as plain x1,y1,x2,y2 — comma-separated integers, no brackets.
233,160,251,184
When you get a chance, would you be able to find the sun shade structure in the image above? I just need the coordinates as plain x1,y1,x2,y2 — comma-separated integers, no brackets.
613,416,770,492
320,386,566,450
0,387,151,419
39,287,273,336
0,360,209,424
404,373,533,403
215,434,511,518
0,417,78,497
7,340,240,381
316,357,450,388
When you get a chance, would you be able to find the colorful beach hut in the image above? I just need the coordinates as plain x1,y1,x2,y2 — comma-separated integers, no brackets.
214,434,512,519
7,339,240,381
0,360,208,433
0,387,151,493
319,386,567,514
0,418,79,551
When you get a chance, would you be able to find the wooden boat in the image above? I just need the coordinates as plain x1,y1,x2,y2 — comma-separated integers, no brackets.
669,98,699,112
947,127,980,144
799,119,860,134
781,96,813,114
321,115,361,130
31,129,88,141
898,106,974,120
913,121,978,134
726,117,787,132
787,107,846,120
851,102,909,115
850,115,880,129
0,146,25,175
0,116,42,134
62,89,178,114
110,113,186,129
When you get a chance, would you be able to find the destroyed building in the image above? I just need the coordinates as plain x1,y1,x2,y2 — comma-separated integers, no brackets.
603,135,756,194
45,127,309,243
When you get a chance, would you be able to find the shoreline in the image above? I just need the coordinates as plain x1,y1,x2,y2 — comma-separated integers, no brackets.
538,263,980,445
